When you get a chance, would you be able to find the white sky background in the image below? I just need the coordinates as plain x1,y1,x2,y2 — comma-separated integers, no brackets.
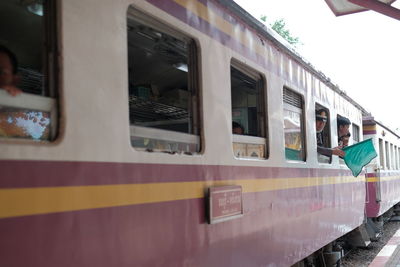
234,0,400,131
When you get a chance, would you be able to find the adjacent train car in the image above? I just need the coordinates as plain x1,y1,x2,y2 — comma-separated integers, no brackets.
363,117,400,220
0,0,383,266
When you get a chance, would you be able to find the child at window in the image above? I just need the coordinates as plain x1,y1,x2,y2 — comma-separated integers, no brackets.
0,45,22,96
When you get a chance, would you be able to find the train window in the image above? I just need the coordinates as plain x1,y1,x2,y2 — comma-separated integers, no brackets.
352,124,360,143
398,147,400,169
283,88,305,161
395,146,399,170
390,143,394,170
127,8,200,154
231,63,267,159
385,141,390,169
337,114,351,165
315,104,331,164
0,0,58,142
398,147,400,170
379,139,384,169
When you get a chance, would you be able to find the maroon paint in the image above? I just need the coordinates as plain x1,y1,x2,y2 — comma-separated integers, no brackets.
348,0,400,20
0,160,353,188
324,0,367,16
366,179,380,217
366,171,400,217
363,130,377,135
0,182,364,267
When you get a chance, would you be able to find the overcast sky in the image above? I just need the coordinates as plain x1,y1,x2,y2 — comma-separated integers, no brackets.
234,0,400,131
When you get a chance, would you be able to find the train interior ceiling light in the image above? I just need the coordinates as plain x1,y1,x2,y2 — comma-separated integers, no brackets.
173,63,188,72
20,0,43,16
325,0,400,20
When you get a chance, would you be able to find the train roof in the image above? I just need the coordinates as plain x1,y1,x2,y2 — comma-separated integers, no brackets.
218,0,371,116
363,116,400,138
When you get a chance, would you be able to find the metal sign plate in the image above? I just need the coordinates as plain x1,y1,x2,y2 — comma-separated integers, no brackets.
208,185,243,224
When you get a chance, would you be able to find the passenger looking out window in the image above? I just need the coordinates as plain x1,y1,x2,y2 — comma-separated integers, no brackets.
340,133,351,147
316,109,345,158
0,46,22,96
337,115,351,148
231,63,267,159
0,0,58,142
232,121,244,135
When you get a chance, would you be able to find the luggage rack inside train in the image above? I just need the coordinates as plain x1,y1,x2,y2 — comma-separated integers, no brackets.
128,95,189,126
128,95,198,153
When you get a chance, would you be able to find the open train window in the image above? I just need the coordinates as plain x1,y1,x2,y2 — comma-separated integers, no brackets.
127,8,200,154
0,0,58,141
230,62,267,159
283,88,305,161
315,104,331,164
352,123,360,144
337,114,351,165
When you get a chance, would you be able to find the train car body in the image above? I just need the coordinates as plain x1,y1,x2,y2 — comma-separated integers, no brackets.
0,0,369,266
363,117,400,218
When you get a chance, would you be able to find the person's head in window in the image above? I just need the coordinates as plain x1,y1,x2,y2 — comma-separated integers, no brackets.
341,132,351,147
315,108,345,157
0,45,22,96
316,109,328,133
232,121,244,135
337,116,351,139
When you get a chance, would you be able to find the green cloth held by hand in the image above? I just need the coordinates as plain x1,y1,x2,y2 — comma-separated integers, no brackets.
342,138,377,177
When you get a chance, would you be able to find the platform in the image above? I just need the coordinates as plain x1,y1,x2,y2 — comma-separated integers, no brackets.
369,229,400,266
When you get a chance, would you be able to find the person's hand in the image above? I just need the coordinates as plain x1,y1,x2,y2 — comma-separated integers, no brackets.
2,85,22,96
332,147,345,157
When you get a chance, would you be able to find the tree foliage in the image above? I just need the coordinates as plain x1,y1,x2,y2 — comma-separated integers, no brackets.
260,15,301,47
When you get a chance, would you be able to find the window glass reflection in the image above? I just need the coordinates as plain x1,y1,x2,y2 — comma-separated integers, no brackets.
0,108,50,140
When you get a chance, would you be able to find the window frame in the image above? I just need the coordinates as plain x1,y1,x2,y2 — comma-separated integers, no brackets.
283,87,306,162
336,113,349,165
385,141,390,169
315,103,332,164
390,143,394,170
230,60,268,160
0,0,59,143
127,7,202,155
398,147,400,169
379,138,384,169
352,123,360,144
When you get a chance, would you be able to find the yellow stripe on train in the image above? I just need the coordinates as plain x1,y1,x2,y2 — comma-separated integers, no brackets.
0,176,363,219
366,175,400,183
363,125,377,131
